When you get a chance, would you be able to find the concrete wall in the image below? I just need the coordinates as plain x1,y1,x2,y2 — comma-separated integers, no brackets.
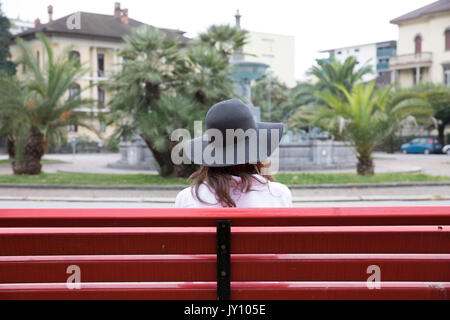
111,140,357,172
278,141,356,171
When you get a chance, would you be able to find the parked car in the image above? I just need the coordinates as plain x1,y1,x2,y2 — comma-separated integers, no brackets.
443,144,450,154
400,137,442,154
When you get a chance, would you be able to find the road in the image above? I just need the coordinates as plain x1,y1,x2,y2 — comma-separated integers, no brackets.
1,152,450,175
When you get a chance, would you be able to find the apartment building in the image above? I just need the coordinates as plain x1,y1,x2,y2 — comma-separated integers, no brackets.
320,40,397,86
389,0,450,87
10,3,188,141
234,11,296,87
243,31,296,87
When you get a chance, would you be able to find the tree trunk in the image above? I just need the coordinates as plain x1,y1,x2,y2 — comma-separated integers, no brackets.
141,135,174,177
386,134,395,154
12,127,45,175
356,155,374,175
141,135,197,178
6,135,14,159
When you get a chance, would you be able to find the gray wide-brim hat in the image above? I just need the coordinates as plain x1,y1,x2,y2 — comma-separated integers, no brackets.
184,99,283,167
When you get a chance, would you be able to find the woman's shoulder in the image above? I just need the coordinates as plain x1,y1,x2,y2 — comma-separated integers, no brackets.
253,175,291,193
268,180,291,193
252,175,292,205
175,184,217,208
174,187,194,208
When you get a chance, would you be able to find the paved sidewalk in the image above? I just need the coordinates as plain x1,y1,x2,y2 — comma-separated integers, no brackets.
1,185,449,203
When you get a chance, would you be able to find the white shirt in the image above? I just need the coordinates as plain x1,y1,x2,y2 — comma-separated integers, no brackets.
175,174,292,208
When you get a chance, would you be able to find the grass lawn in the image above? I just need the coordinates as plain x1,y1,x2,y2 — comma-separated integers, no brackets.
0,171,448,186
0,158,65,165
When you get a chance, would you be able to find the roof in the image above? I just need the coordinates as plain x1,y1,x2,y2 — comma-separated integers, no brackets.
13,11,190,43
391,0,450,24
319,40,396,53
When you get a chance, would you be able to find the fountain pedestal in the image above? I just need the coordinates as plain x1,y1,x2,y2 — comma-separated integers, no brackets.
230,60,269,122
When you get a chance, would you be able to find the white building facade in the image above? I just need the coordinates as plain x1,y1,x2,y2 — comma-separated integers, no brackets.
242,31,296,87
321,40,397,85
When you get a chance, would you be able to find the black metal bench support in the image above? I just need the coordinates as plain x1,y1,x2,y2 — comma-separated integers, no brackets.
216,220,231,300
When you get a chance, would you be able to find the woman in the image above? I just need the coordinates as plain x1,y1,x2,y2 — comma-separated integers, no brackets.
175,98,292,208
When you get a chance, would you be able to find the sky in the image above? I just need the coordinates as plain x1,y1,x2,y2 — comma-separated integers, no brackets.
3,0,436,81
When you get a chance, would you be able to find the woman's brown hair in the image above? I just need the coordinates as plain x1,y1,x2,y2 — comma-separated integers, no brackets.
187,162,274,207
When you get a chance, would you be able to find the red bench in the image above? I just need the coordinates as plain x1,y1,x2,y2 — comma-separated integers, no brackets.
0,206,449,300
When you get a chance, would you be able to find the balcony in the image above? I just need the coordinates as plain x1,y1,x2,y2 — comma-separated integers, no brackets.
96,70,116,78
389,52,432,69
376,62,389,70
377,47,396,57
83,70,117,81
318,57,333,64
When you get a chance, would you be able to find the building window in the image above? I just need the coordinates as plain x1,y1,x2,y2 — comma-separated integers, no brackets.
97,53,105,77
69,50,81,65
261,38,274,43
444,65,450,85
415,35,422,54
69,83,81,99
337,51,342,55
445,29,450,51
98,86,105,108
262,54,275,58
355,48,360,53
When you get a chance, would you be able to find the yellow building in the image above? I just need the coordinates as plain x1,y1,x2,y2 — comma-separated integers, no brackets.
10,3,188,142
390,0,450,87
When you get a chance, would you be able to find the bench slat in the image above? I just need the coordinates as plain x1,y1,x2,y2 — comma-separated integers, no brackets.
1,254,449,283
1,226,448,255
0,282,448,300
1,207,449,227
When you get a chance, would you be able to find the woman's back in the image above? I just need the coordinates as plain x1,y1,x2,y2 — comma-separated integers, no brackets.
175,174,292,208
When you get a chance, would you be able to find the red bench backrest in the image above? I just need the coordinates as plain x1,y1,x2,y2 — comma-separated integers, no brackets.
0,207,449,300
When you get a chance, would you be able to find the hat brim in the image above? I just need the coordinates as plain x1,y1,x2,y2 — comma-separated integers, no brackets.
184,122,283,167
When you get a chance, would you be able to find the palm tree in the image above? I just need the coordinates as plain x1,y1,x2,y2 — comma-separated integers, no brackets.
288,56,374,135
292,82,431,175
108,26,244,177
0,33,92,174
197,25,249,57
312,56,373,100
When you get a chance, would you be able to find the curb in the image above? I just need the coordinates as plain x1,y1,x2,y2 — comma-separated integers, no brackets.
1,181,450,190
0,194,449,203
